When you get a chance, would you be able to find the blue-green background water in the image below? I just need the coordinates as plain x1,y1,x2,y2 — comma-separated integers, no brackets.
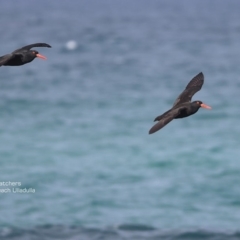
0,1,240,239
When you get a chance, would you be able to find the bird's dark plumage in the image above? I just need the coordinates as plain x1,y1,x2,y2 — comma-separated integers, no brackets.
172,72,204,107
0,43,51,67
149,72,211,134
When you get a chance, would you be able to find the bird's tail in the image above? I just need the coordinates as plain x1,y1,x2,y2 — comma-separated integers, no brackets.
153,109,172,122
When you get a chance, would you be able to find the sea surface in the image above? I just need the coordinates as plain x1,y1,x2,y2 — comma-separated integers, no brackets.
0,1,240,239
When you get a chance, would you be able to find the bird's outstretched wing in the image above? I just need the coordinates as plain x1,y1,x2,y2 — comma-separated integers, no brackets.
12,43,51,53
149,108,181,134
172,72,204,107
0,54,14,66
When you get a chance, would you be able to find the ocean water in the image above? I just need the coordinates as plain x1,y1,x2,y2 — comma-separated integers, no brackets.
0,0,240,239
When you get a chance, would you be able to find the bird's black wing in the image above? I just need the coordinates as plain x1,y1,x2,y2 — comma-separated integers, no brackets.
0,54,14,66
172,72,204,107
149,107,181,134
12,43,51,53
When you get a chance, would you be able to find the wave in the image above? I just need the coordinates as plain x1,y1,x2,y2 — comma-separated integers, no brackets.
0,224,239,240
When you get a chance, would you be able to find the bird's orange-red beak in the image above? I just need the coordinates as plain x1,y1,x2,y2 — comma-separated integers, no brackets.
200,103,212,109
36,53,47,60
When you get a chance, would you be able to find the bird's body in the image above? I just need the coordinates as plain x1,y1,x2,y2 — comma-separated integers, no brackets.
0,43,51,67
149,72,211,134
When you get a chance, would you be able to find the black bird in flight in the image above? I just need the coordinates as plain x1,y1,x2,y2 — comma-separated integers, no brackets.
0,43,51,67
149,72,211,134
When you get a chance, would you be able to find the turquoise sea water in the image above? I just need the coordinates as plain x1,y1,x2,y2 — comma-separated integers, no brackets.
1,1,240,239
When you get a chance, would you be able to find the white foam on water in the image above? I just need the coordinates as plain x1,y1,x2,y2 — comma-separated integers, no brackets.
65,40,77,50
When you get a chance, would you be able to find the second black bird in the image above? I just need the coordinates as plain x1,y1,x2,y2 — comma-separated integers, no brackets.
149,72,211,134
